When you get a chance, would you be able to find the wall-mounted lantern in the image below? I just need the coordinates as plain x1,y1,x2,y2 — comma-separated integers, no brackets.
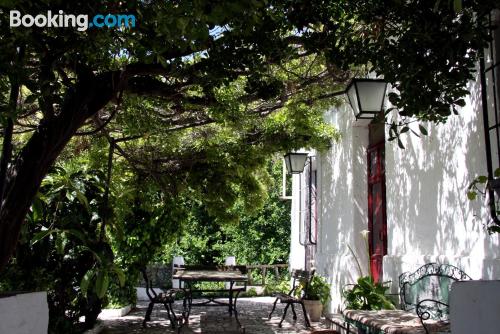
283,152,309,174
346,78,388,120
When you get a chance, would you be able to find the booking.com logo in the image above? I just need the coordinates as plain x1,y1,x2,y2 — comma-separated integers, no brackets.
10,10,136,31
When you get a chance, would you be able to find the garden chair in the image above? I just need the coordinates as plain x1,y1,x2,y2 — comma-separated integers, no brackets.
141,268,185,332
268,269,314,328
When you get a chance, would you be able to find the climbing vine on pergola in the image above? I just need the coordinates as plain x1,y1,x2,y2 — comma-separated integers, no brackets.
0,0,498,271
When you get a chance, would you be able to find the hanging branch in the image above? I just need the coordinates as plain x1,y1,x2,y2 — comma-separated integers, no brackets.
0,46,24,203
100,139,115,242
0,86,18,203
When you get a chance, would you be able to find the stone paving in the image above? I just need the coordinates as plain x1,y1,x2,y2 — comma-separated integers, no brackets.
99,297,332,334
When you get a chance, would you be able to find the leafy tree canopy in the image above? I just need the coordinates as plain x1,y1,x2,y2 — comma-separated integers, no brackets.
0,0,498,271
158,159,291,266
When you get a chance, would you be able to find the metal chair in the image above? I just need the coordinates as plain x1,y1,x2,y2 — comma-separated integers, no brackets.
141,268,184,332
268,269,314,328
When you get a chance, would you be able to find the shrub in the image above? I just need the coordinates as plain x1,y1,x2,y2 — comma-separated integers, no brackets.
342,276,395,310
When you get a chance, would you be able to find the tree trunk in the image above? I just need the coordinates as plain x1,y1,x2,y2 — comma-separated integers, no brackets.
0,71,118,272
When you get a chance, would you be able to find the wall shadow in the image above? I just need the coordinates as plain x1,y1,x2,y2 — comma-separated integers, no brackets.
314,73,500,311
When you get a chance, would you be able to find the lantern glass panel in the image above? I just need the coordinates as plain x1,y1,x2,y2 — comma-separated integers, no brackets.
284,153,308,174
347,83,361,117
356,81,387,112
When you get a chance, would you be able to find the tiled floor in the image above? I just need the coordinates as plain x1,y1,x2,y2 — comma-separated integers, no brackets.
99,297,332,334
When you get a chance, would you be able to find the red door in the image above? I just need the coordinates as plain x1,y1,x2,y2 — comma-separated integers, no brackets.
367,143,387,283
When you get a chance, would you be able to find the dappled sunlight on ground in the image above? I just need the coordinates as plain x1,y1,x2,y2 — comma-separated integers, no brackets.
99,297,331,334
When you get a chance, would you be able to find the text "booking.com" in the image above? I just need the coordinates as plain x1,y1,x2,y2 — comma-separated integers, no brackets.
10,10,136,31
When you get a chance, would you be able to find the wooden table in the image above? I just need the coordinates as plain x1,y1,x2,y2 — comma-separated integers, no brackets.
173,266,248,330
343,309,450,334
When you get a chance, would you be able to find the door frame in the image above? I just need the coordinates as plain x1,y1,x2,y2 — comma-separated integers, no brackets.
367,142,387,282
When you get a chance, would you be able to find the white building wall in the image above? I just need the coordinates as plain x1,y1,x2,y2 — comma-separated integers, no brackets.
383,73,500,292
290,173,306,270
289,73,500,312
315,106,372,313
290,105,372,312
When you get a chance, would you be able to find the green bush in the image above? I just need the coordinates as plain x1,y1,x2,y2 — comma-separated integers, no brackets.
241,287,258,297
0,167,124,333
263,273,291,296
293,275,330,306
304,275,331,305
155,159,291,267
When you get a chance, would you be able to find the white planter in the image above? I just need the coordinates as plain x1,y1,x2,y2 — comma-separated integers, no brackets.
303,299,323,322
136,287,163,301
0,291,49,334
450,280,500,334
98,304,132,318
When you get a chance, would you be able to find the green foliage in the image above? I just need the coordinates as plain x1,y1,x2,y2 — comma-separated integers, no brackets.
295,275,331,306
0,0,496,281
105,178,187,306
105,278,137,309
0,166,123,333
305,276,331,305
157,198,225,265
467,167,500,233
337,1,496,127
242,287,258,298
467,175,489,201
191,281,226,297
263,272,292,296
156,158,290,266
0,2,498,331
342,276,395,311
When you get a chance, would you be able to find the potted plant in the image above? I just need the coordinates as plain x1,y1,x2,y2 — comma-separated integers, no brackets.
297,275,331,321
342,276,395,310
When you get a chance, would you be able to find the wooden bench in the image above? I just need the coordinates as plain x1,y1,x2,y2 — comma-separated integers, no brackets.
343,263,471,334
